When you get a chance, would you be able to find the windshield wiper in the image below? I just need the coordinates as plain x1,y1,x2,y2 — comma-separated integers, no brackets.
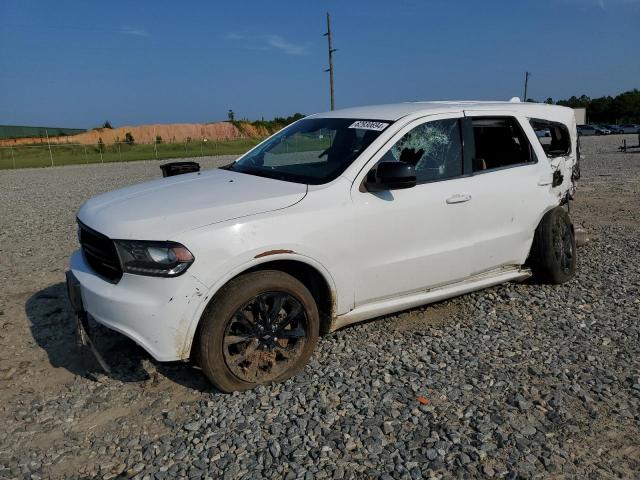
232,166,294,183
219,161,235,170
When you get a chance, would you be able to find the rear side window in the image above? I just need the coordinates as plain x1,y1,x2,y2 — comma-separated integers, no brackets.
471,117,534,172
530,118,571,157
384,118,463,184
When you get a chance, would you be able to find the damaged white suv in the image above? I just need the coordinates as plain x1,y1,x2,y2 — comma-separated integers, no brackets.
67,101,580,391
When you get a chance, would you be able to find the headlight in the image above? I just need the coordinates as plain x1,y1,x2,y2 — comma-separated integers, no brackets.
114,240,194,277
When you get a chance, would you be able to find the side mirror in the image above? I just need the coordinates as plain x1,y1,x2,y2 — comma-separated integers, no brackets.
365,161,417,191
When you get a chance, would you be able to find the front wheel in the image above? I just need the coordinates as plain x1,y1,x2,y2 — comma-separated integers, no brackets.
528,207,577,284
197,271,319,392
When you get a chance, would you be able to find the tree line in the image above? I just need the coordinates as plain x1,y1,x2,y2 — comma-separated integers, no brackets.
535,89,640,124
228,110,305,132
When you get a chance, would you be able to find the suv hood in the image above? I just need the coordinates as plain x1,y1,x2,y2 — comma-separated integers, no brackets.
77,168,307,239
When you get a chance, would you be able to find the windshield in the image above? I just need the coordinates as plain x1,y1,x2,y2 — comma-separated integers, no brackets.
229,118,391,184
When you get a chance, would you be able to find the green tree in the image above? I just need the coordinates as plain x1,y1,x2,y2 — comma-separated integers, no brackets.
287,113,305,123
555,90,640,124
557,95,591,109
256,113,305,132
589,96,614,123
102,120,113,129
227,109,235,121
612,89,640,123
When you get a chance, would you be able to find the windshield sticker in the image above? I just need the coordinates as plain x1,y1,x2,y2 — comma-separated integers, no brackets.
349,120,389,131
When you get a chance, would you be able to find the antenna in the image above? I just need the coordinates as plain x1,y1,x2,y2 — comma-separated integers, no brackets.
324,12,336,110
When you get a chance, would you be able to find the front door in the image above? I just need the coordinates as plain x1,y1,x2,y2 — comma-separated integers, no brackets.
350,113,476,306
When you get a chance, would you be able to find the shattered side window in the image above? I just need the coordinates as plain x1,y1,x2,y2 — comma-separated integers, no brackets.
387,119,463,184
530,118,571,158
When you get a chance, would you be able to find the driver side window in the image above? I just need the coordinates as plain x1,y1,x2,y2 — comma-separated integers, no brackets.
382,118,463,184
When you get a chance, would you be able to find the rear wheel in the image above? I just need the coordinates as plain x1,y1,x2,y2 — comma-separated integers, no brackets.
197,271,319,392
529,207,577,284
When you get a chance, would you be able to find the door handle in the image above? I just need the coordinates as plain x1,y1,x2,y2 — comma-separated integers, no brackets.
446,194,472,204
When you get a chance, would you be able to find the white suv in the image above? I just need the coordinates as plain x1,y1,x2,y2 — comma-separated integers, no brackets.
67,101,580,391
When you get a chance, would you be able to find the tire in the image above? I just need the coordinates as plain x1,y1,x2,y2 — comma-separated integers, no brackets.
529,207,577,284
197,270,319,392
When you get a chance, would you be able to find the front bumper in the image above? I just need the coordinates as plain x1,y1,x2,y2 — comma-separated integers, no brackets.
69,249,208,361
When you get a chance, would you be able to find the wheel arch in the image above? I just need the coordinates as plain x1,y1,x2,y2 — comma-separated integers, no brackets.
186,254,337,360
524,202,568,263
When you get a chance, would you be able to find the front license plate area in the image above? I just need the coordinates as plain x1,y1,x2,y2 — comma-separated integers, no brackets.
65,271,111,374
65,270,84,314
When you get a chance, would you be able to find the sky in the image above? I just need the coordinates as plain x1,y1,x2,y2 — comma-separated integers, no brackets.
1,0,639,128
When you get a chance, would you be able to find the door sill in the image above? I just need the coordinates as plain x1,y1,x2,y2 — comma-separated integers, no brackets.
331,266,531,331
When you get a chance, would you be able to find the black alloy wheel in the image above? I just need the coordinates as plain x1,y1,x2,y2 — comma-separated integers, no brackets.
197,270,320,392
223,292,309,384
552,214,574,275
529,207,577,284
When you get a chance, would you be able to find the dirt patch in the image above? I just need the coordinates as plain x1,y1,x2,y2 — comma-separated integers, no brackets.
563,419,640,478
0,121,271,146
392,301,461,332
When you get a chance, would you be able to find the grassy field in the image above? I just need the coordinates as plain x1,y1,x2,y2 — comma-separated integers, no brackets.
0,138,264,170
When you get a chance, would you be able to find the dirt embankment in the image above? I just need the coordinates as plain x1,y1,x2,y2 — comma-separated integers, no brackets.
0,121,272,146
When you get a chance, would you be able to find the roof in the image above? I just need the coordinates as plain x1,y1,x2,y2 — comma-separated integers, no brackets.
308,100,574,123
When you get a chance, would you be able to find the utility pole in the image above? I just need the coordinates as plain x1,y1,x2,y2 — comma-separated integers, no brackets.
523,71,531,102
324,12,336,110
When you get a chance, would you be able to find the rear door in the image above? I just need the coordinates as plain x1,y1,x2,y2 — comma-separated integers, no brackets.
461,111,553,274
529,117,577,199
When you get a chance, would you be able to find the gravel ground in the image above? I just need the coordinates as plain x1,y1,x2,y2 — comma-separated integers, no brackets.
0,137,639,479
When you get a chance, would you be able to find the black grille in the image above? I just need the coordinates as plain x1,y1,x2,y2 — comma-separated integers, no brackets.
78,222,122,283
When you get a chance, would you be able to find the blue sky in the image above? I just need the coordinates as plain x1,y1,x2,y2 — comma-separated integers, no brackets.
1,0,639,128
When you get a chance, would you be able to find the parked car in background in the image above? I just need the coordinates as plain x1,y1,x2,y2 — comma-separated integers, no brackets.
577,125,597,136
619,124,640,134
603,124,624,134
67,101,580,391
593,125,611,135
